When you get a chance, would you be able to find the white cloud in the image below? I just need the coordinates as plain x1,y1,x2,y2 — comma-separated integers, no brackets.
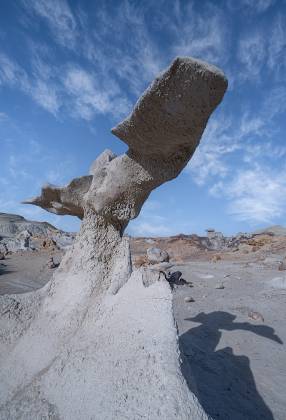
0,52,61,115
245,0,275,12
239,114,266,137
186,113,241,185
129,219,172,237
237,14,286,82
0,53,29,90
187,81,286,188
83,1,164,97
227,0,275,13
0,112,8,121
22,0,77,49
262,86,286,122
31,80,60,115
238,32,266,80
171,2,229,66
268,14,286,74
214,166,286,223
63,67,131,120
249,0,275,12
0,49,131,120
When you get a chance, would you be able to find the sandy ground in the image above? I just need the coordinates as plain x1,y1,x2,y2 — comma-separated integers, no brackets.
0,250,62,295
173,260,286,420
0,252,285,419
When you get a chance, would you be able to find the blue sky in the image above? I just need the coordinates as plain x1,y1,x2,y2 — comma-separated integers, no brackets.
0,0,286,236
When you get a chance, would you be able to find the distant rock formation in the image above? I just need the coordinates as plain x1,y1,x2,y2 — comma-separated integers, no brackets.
0,57,227,419
0,212,75,253
0,212,57,236
253,225,286,236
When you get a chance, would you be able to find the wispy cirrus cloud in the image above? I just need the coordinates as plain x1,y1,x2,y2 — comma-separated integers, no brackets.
79,1,164,97
268,14,286,78
171,1,230,66
237,13,286,82
0,48,131,120
32,80,60,115
0,52,60,115
211,165,286,224
238,32,266,81
187,81,286,188
186,112,241,185
227,0,275,13
0,53,29,90
63,66,131,120
22,0,77,49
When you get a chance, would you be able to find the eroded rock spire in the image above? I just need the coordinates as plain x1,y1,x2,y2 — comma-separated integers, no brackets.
1,57,227,420
24,57,227,231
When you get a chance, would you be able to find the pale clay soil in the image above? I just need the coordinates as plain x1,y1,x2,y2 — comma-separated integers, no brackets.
0,250,285,420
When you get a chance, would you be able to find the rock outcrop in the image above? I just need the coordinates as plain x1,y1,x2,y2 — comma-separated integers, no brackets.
0,213,75,253
147,247,170,264
0,57,227,419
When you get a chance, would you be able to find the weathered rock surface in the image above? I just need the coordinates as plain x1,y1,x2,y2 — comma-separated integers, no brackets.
0,212,75,253
0,56,227,419
0,212,57,237
147,246,169,264
24,57,227,229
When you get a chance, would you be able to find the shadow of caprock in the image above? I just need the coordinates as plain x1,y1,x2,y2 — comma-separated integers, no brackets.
179,311,283,420
0,263,14,276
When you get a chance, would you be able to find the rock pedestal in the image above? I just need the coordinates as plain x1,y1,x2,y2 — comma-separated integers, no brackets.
0,56,227,419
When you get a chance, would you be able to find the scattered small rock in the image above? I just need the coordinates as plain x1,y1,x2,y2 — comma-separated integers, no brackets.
215,283,225,289
278,261,286,271
211,254,221,263
146,247,169,264
47,257,59,269
248,311,264,322
161,270,189,289
184,296,195,303
133,255,148,268
0,252,5,260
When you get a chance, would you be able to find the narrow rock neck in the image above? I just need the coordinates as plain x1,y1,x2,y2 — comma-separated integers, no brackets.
61,208,123,277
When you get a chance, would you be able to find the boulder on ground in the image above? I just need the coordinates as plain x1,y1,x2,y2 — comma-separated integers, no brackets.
147,247,169,264
211,254,222,262
278,260,286,271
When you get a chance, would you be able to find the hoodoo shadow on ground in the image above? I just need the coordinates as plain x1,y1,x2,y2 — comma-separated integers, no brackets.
0,263,14,276
179,311,283,420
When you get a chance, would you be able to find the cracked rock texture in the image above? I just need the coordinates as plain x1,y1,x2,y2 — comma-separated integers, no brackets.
0,56,227,419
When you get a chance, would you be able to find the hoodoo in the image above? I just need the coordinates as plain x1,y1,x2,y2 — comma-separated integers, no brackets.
0,57,227,419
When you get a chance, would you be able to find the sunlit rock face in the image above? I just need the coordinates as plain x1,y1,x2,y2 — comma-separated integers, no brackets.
25,57,227,230
0,57,227,420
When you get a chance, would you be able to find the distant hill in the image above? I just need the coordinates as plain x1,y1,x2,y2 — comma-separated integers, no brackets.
253,225,286,236
0,212,58,237
0,212,75,253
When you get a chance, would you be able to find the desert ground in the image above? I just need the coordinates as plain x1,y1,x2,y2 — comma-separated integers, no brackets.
0,250,63,295
1,235,285,420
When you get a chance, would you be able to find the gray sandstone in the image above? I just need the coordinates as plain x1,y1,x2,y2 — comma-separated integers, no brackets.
0,213,75,253
146,246,170,264
0,56,227,419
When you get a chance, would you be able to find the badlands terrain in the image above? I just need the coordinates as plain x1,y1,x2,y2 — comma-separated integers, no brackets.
0,213,285,419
